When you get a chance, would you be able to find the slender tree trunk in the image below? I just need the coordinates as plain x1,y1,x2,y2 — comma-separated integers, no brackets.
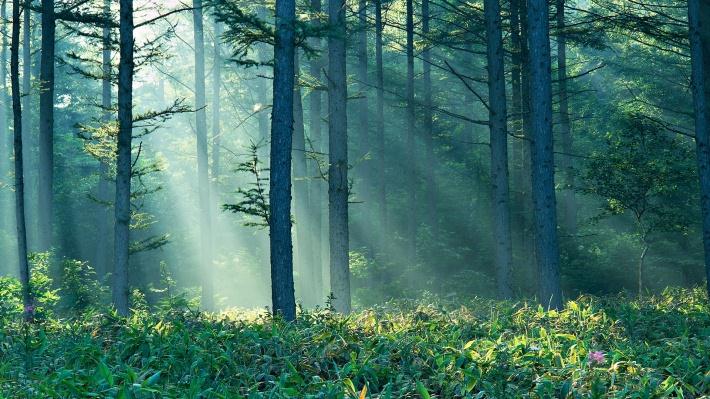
356,0,368,196
95,0,112,278
638,238,649,296
509,0,525,285
405,0,416,261
556,0,576,236
21,0,31,245
270,0,297,320
193,0,214,310
307,0,324,301
688,0,710,298
328,0,351,313
37,0,54,251
374,0,387,238
484,0,513,299
11,0,31,313
113,0,134,316
0,0,8,230
292,51,313,306
519,0,536,284
527,0,562,309
422,0,436,234
212,18,222,180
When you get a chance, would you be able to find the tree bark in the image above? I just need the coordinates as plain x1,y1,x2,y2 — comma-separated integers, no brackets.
37,0,55,251
688,0,710,298
307,0,324,302
405,0,416,262
556,0,576,236
0,0,8,230
519,0,536,283
11,0,31,313
113,0,134,316
484,0,513,299
328,0,351,313
527,0,562,309
21,0,32,246
193,0,214,310
270,0,297,320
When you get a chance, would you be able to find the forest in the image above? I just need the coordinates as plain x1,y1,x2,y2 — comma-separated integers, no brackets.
1,0,710,396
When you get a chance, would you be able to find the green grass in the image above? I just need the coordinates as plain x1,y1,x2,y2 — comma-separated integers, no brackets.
1,288,709,398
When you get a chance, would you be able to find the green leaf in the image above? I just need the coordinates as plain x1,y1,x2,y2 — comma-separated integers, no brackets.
416,381,431,399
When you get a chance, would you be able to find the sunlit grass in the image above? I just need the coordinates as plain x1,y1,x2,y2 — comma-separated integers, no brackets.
1,288,708,397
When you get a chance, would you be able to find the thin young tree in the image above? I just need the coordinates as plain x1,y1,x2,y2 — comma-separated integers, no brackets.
484,0,513,299
11,0,31,314
113,0,134,316
328,0,351,313
37,0,55,251
527,0,562,309
270,0,297,320
193,0,214,310
688,0,710,298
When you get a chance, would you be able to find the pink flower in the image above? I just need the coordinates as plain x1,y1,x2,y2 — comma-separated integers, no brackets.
587,351,605,366
24,305,35,314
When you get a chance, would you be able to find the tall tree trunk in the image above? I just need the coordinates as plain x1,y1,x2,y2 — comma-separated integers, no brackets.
193,0,214,310
212,18,222,180
509,0,525,284
328,0,351,313
37,0,55,251
556,0,576,236
374,0,387,237
688,0,710,298
307,0,324,301
21,0,31,245
356,0,368,199
0,0,8,230
270,0,297,320
113,0,134,316
527,0,562,309
484,0,513,299
95,0,112,278
293,51,313,307
422,0,436,234
405,0,416,262
11,0,31,314
519,0,536,292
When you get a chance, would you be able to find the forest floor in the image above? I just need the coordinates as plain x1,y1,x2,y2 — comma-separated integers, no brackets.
1,288,709,398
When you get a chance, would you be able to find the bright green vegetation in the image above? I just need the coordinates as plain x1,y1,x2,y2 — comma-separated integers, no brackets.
1,287,708,398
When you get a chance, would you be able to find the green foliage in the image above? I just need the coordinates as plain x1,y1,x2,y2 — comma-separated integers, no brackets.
583,112,696,235
223,142,271,228
0,288,709,397
59,259,106,311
